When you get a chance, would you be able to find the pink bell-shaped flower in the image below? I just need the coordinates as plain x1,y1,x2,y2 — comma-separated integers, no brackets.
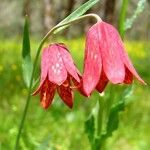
82,21,145,96
33,43,80,109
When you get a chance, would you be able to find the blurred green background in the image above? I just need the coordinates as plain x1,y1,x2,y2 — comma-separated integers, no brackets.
0,0,150,150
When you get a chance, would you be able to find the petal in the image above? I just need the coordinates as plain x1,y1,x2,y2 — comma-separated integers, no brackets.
47,44,68,85
58,44,80,82
40,47,50,85
57,79,73,108
71,75,88,97
40,79,56,109
100,22,145,84
32,77,47,96
99,22,125,84
120,45,146,84
124,66,133,84
106,24,146,84
82,24,102,96
96,69,108,93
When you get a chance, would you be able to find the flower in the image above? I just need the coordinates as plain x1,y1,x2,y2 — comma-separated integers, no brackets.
82,21,145,96
32,43,80,109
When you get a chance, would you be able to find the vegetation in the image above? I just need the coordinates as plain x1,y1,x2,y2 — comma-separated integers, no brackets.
0,38,149,150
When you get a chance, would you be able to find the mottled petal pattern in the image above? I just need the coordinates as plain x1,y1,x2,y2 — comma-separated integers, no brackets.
82,21,145,96
58,44,80,82
33,43,81,109
40,47,50,85
99,22,125,83
82,24,102,96
103,23,145,83
47,44,67,85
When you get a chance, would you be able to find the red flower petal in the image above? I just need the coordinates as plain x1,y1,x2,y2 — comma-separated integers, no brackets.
96,69,108,93
82,24,102,96
71,75,88,97
40,79,56,109
57,79,73,108
124,66,133,84
58,44,80,82
99,22,125,83
46,44,67,85
121,46,146,84
107,24,146,84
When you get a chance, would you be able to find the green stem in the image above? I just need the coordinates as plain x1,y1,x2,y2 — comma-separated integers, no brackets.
95,94,105,150
14,13,101,150
97,96,104,136
118,0,129,39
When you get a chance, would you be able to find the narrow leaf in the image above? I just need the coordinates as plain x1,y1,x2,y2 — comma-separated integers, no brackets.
103,86,133,139
54,0,100,33
118,0,129,38
84,114,95,145
125,0,146,31
22,16,33,88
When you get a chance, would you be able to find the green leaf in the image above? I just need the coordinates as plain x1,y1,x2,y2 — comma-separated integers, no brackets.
125,0,146,30
103,86,133,139
54,0,100,33
22,17,33,88
118,0,129,38
84,114,95,146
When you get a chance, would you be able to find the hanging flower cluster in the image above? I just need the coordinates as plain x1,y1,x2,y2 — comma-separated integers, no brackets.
33,21,145,109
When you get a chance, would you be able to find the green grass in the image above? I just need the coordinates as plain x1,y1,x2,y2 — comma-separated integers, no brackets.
0,38,149,150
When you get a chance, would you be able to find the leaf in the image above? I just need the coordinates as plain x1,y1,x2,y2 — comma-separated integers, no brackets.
32,77,40,90
125,0,146,31
54,0,100,33
102,86,133,139
84,114,95,145
118,0,129,38
22,16,33,88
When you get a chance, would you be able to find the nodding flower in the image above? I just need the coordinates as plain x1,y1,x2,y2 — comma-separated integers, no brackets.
32,43,81,109
82,21,146,96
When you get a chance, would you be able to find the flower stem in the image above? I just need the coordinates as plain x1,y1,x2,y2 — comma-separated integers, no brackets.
97,96,104,136
43,13,102,42
14,43,42,150
14,13,101,150
94,94,105,150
